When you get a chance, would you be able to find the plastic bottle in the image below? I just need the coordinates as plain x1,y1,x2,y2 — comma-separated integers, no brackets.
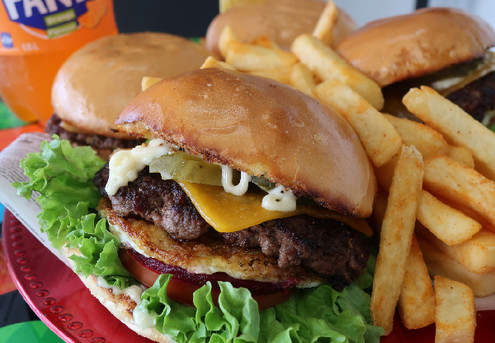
0,0,118,124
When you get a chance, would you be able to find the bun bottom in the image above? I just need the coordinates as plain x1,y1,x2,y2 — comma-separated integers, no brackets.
62,247,173,343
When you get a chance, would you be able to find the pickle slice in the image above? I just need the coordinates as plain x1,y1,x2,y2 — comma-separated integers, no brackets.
149,152,223,185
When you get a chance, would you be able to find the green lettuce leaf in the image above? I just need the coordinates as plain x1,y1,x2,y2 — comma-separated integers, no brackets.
13,136,385,341
137,259,384,343
12,135,135,287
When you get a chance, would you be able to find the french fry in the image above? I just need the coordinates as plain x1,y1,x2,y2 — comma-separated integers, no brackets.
447,145,474,168
251,35,279,49
423,155,495,233
418,236,495,298
200,56,237,70
383,113,450,160
141,76,163,92
434,275,476,343
373,153,398,191
289,63,316,97
312,0,338,46
417,190,481,246
403,86,495,180
247,67,291,84
398,234,436,330
218,25,238,59
418,226,495,274
291,34,384,110
219,27,297,71
226,44,298,71
370,145,423,334
219,0,253,13
315,79,402,167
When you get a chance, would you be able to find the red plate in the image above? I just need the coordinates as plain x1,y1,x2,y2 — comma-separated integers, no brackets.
3,209,495,342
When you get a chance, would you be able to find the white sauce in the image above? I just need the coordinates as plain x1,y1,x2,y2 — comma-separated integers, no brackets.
221,165,251,196
133,304,157,329
105,139,171,196
261,185,297,212
96,276,144,304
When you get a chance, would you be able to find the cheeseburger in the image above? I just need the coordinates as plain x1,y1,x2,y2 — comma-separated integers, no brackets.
205,0,357,58
16,68,382,342
336,7,495,126
46,32,209,158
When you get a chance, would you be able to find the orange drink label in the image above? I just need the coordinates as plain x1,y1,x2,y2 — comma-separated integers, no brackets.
0,0,117,55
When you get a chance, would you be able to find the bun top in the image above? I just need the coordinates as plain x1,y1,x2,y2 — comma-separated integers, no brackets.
205,0,357,58
336,7,495,87
116,68,376,218
51,32,209,138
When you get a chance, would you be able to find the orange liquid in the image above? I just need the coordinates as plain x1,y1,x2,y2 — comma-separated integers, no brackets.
0,0,118,125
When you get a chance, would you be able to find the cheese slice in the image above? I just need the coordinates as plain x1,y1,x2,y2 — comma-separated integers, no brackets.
177,180,372,236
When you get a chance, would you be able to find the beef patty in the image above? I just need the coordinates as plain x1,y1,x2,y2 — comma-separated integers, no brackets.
447,70,495,126
94,164,370,288
45,114,145,150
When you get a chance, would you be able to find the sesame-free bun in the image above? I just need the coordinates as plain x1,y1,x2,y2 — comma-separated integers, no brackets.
51,32,209,138
116,68,376,218
205,0,357,58
336,7,495,87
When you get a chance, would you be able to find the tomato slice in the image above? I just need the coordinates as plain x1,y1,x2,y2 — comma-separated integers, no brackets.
119,248,293,310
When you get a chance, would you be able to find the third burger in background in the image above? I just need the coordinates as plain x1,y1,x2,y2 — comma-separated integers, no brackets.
336,7,495,126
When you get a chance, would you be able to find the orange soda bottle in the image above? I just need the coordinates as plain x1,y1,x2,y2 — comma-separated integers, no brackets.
0,0,118,124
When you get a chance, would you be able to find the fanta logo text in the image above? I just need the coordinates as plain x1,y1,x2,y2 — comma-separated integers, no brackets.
3,0,85,20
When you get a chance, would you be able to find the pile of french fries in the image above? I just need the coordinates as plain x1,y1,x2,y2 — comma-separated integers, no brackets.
209,1,495,342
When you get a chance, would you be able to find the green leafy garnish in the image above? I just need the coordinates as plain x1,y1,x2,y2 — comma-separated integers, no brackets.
12,135,135,287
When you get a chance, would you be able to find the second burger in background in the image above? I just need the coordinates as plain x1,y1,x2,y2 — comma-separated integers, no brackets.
46,32,210,159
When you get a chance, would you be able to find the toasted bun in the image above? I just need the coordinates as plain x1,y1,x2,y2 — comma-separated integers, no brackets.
205,0,357,58
51,32,209,138
116,68,376,218
336,7,495,87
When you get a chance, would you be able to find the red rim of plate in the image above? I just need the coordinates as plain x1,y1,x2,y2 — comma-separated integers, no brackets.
2,209,152,343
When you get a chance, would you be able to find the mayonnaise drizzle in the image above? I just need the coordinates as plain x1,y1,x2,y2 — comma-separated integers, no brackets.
105,139,171,196
133,304,157,329
261,184,297,212
221,165,251,196
95,276,144,303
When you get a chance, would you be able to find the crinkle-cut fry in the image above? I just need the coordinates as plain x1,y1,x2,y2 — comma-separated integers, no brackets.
398,234,436,330
434,275,476,343
292,34,384,110
418,190,482,246
418,234,495,298
201,56,237,71
383,113,450,160
315,79,401,167
423,155,495,233
370,145,424,334
312,0,338,46
403,86,495,181
289,63,316,97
